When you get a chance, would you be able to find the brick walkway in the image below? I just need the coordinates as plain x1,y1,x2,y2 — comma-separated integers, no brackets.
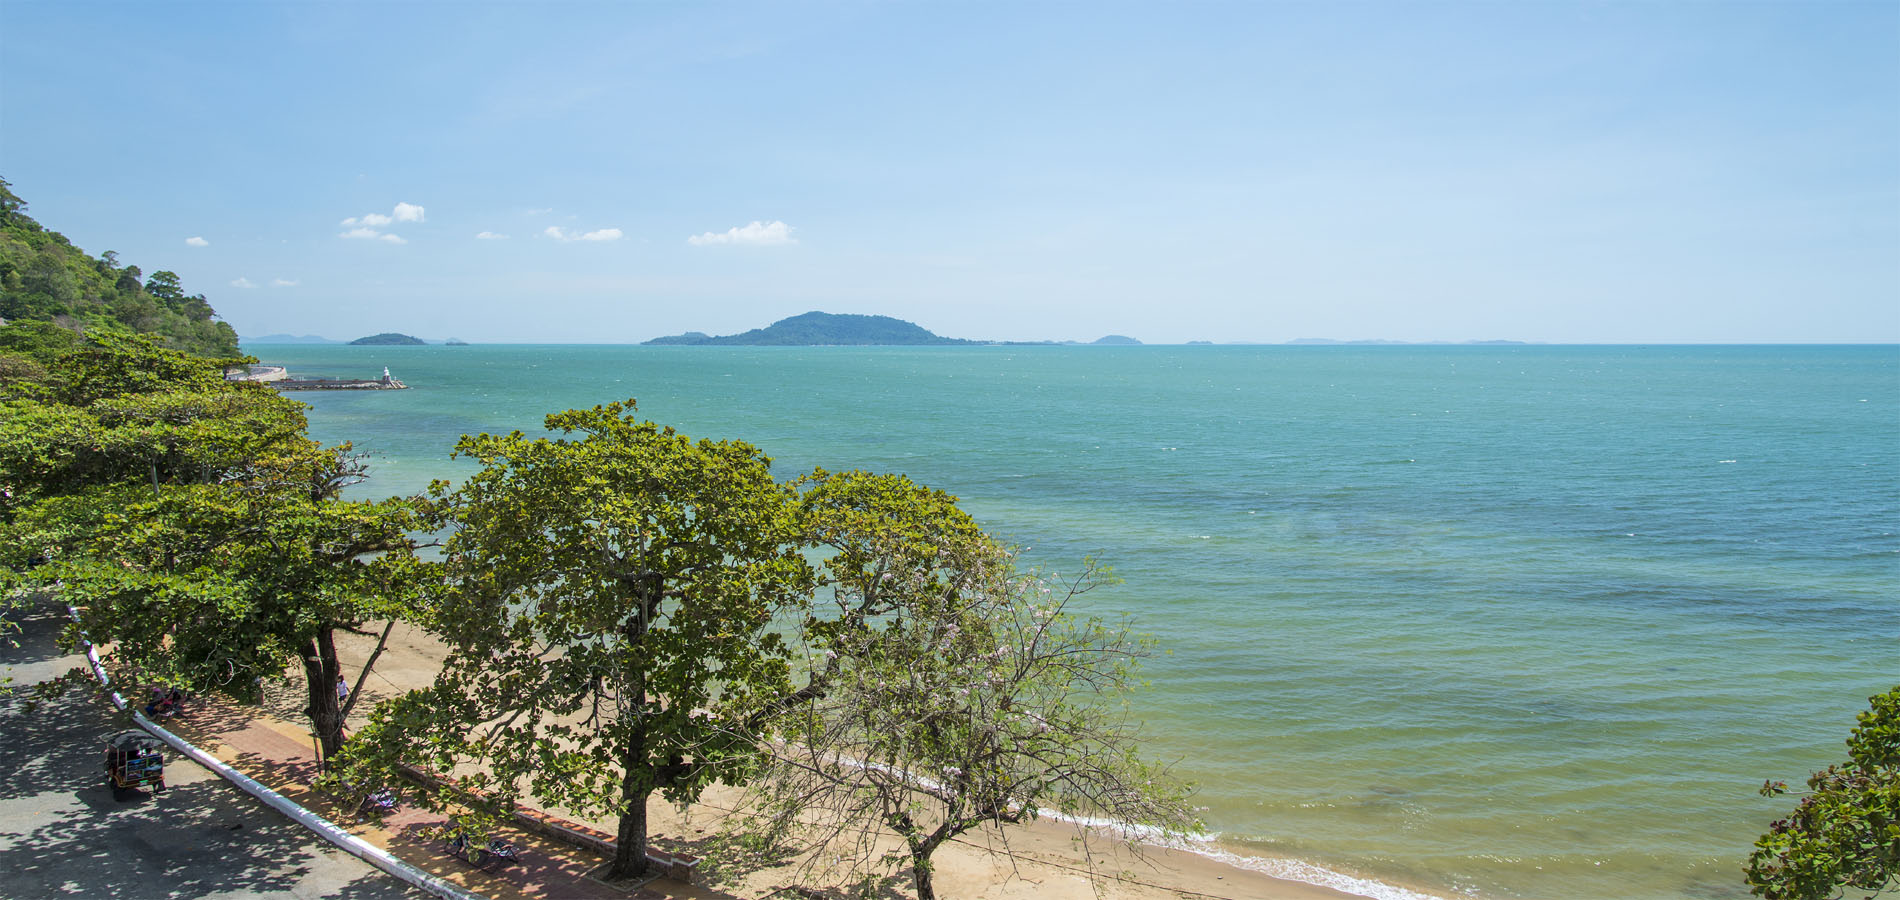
158,696,720,900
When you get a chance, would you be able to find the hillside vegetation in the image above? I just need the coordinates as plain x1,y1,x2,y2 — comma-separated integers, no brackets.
0,179,239,357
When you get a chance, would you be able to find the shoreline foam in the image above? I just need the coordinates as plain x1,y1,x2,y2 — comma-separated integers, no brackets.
1043,809,1453,900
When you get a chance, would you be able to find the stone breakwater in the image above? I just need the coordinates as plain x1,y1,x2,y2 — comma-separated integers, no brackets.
271,367,408,391
274,378,407,391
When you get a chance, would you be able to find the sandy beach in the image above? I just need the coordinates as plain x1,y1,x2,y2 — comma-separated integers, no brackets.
290,622,1367,900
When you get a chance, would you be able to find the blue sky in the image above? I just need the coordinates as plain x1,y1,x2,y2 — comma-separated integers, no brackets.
2,1,1894,343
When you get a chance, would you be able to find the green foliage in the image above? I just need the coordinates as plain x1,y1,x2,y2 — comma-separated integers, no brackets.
0,331,431,756
753,519,1197,900
337,400,814,878
794,469,989,650
0,333,301,521
1747,686,1900,899
0,319,82,388
16,476,425,696
0,179,238,356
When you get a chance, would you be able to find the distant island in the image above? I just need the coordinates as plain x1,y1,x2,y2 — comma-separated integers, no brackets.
350,332,426,346
245,333,341,344
445,338,470,346
1093,334,1142,346
645,312,978,346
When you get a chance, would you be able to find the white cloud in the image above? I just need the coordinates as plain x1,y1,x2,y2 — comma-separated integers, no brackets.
230,277,257,289
185,236,209,247
340,226,407,244
475,231,509,240
688,220,795,246
544,226,623,242
270,278,298,288
340,202,421,235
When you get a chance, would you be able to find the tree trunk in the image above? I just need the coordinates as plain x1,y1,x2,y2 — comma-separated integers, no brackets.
300,625,346,762
896,817,945,900
606,759,652,879
605,585,659,881
910,847,937,900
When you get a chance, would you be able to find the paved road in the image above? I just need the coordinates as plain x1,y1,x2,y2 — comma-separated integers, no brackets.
0,602,421,900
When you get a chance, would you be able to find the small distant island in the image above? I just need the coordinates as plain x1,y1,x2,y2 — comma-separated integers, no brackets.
350,332,426,346
644,311,1159,347
245,333,341,345
645,312,978,346
445,338,470,346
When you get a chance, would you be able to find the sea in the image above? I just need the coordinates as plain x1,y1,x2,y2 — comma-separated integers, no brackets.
245,342,1899,900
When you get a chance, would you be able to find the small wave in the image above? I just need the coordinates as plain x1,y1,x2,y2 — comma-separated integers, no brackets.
1187,842,1455,900
1718,459,1737,464
1041,810,1453,900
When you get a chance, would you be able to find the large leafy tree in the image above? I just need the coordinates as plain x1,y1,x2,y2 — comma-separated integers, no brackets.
0,331,292,520
1,334,432,757
21,459,433,757
0,333,301,575
1748,687,1900,899
340,401,813,879
743,469,992,726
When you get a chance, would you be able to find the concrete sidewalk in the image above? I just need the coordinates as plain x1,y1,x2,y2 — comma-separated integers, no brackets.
159,695,724,900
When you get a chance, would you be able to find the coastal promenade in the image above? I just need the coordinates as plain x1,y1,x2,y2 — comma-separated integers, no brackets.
9,606,1365,900
158,696,713,900
0,605,416,899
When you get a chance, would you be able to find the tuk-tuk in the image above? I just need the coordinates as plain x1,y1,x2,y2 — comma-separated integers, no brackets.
104,730,166,799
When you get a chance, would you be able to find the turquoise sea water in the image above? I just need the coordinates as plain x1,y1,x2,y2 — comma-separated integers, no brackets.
250,343,1899,900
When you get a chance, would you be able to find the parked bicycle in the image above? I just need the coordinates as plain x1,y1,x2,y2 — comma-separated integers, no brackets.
445,821,521,869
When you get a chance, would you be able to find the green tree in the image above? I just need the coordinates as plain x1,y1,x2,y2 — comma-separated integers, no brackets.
749,537,1197,900
143,270,184,305
339,401,812,880
1748,687,1900,899
114,265,143,296
0,320,82,394
1,332,274,681
0,178,25,224
744,469,991,725
19,458,432,758
0,333,291,521
1,333,431,757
